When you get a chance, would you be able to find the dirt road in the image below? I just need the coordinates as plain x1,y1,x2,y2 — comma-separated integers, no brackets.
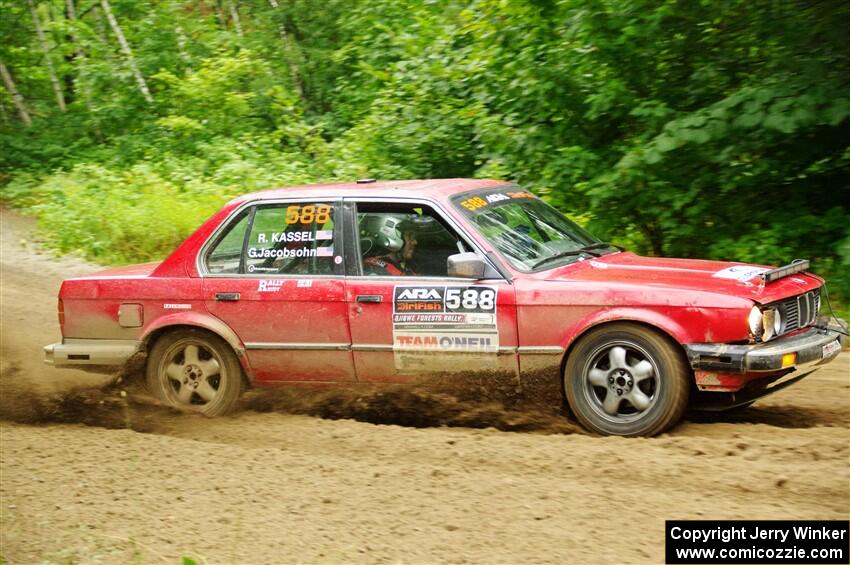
1,207,848,564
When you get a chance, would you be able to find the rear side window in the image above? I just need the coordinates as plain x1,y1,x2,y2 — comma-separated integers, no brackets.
245,202,339,275
205,202,341,275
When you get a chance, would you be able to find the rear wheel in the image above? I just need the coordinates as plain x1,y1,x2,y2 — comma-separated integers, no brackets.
564,323,690,436
146,329,243,416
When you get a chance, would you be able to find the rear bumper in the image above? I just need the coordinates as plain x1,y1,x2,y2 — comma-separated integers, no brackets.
685,321,845,373
44,339,141,368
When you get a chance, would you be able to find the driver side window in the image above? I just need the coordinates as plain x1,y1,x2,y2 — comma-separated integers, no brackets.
355,203,469,277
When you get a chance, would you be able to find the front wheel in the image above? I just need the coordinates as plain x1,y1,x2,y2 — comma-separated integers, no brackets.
564,323,690,436
146,329,243,416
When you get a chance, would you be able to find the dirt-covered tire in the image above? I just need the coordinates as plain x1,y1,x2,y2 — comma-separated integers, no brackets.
146,328,243,416
564,323,690,436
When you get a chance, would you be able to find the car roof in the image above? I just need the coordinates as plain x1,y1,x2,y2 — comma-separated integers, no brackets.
237,178,512,203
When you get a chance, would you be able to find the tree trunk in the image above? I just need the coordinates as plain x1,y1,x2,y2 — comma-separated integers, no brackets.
0,62,33,126
62,0,77,103
215,1,227,31
99,0,153,104
28,0,67,112
92,3,109,43
639,223,665,257
228,1,244,37
267,0,306,100
175,25,192,67
66,0,103,139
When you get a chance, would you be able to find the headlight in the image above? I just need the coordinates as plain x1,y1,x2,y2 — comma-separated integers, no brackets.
748,306,763,339
762,308,782,342
749,305,783,342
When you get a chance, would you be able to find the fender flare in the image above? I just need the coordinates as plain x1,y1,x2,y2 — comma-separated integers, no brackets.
141,312,255,380
559,307,690,355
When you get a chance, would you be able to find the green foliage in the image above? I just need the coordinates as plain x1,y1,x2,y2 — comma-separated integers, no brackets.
3,137,329,264
15,163,223,263
0,0,847,309
153,51,267,137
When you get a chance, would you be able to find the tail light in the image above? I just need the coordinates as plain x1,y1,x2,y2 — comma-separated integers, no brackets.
58,298,65,334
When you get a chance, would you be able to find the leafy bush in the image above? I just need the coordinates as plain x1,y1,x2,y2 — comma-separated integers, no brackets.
22,164,223,263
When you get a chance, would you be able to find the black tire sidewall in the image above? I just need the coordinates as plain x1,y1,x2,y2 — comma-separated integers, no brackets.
565,324,689,436
146,329,243,416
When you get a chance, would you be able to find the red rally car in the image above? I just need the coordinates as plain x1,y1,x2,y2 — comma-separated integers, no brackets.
44,179,846,436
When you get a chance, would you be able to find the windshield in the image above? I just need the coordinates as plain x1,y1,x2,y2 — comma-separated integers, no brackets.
452,187,605,271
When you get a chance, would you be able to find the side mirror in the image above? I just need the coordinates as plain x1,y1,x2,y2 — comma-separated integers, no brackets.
447,252,489,279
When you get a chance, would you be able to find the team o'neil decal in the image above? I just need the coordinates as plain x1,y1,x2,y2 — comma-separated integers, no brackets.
392,285,499,353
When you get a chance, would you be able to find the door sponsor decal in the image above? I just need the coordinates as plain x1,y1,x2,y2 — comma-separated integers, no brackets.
392,285,499,354
257,279,285,292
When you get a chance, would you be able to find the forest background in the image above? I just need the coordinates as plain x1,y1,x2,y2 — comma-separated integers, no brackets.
1,0,848,313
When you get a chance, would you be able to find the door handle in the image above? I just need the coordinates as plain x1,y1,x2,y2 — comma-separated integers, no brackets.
215,292,241,301
356,295,383,303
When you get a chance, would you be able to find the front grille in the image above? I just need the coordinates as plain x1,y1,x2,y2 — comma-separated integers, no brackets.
775,289,820,334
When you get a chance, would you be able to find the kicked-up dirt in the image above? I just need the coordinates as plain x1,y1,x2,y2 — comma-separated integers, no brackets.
1,207,848,564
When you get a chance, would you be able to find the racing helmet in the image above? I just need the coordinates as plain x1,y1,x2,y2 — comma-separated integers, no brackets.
361,213,436,252
362,213,407,252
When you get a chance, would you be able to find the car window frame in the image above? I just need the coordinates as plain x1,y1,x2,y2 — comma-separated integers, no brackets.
201,207,253,276
198,198,344,278
342,196,506,282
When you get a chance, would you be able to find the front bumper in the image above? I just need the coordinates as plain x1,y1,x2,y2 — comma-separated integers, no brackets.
685,322,845,373
44,338,141,368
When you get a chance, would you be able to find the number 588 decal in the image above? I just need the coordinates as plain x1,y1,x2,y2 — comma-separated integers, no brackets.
393,285,498,314
445,287,496,312
284,204,333,225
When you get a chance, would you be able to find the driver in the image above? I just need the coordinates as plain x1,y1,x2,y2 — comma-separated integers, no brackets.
362,214,419,276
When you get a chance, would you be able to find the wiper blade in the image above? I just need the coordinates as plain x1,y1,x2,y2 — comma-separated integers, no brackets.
530,242,623,270
532,249,600,270
581,241,625,252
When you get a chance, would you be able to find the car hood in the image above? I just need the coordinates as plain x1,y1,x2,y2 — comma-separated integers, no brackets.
544,252,821,304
